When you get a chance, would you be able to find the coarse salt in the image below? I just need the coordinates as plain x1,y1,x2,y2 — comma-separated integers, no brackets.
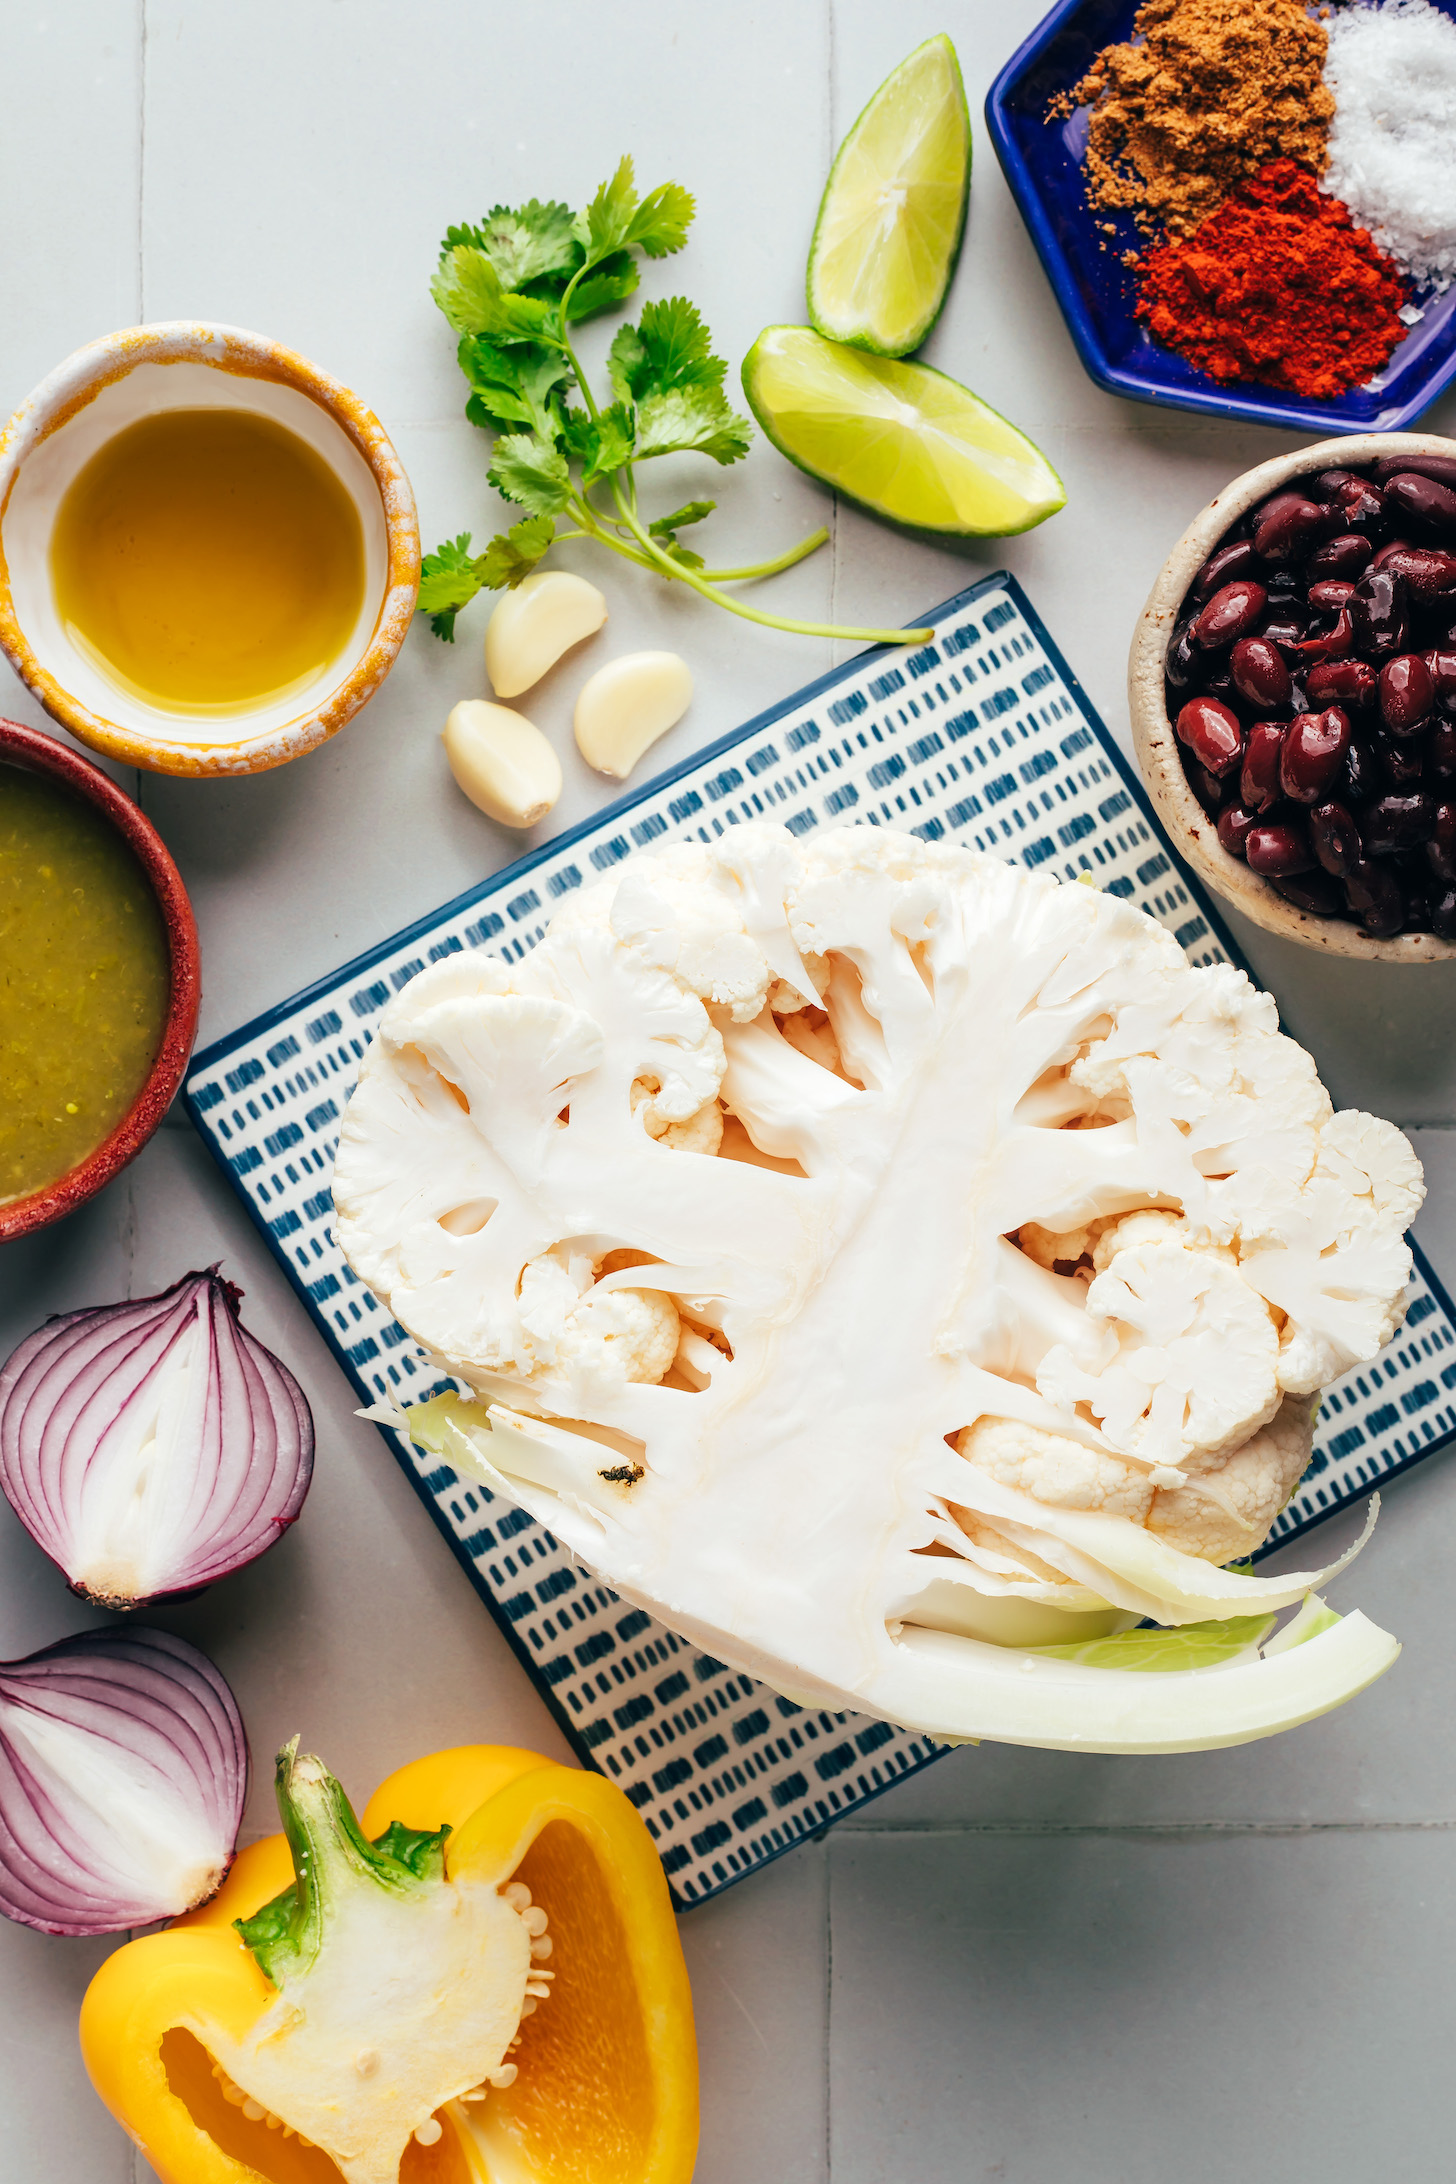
1322,0,1456,292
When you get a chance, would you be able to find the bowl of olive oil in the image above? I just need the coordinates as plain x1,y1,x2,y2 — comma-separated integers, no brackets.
0,718,199,1240
0,324,419,776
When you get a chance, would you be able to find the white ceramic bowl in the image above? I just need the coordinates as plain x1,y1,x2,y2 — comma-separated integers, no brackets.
0,322,420,776
1128,432,1456,963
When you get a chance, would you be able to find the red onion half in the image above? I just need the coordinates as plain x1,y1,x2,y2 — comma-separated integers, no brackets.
0,1269,314,1610
0,1625,247,1934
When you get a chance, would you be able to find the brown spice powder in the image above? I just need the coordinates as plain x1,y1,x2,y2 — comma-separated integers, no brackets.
1055,0,1334,239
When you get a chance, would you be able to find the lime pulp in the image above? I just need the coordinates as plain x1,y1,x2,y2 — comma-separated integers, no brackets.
807,34,971,358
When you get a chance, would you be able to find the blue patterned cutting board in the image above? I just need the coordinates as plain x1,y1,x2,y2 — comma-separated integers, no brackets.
185,573,1456,1908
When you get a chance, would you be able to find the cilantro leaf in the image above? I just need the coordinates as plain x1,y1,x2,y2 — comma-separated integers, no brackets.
560,403,635,486
585,402,636,485
566,251,640,324
479,512,557,590
626,179,696,259
648,500,714,573
458,337,571,437
418,533,491,640
431,248,555,342
487,432,572,515
472,199,578,290
576,158,695,267
637,297,725,393
649,500,715,536
635,386,753,465
607,323,646,404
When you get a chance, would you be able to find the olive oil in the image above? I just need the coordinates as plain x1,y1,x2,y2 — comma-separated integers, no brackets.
0,765,169,1203
50,408,366,713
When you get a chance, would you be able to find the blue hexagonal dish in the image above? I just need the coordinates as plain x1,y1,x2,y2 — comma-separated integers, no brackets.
985,0,1456,435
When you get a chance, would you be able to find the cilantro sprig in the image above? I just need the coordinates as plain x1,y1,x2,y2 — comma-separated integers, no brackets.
419,158,928,646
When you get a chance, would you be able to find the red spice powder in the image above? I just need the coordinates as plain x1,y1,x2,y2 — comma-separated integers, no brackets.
1136,160,1408,399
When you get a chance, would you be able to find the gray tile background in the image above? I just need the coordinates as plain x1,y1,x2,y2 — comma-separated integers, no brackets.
2,5,1454,2179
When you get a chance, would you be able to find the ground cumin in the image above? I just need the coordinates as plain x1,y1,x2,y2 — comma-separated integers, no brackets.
1056,0,1335,239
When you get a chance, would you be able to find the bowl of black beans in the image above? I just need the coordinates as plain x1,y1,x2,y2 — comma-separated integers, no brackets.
1129,434,1456,960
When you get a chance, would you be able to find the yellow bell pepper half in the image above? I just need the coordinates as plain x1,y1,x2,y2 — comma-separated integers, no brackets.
79,1743,699,2184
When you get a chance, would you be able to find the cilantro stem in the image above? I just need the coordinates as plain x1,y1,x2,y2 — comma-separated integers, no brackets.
607,480,930,645
698,527,829,582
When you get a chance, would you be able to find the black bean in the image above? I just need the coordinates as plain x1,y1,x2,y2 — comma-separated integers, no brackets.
1427,719,1456,780
1195,580,1268,649
1282,709,1351,802
1425,801,1456,883
1385,473,1456,534
1344,857,1406,937
1247,821,1316,877
1379,653,1436,736
1165,620,1202,691
1187,761,1228,818
1307,534,1374,582
1372,453,1456,492
1192,540,1264,600
1343,736,1379,803
1310,800,1362,877
1378,734,1426,789
1274,872,1342,916
1350,568,1409,658
1306,657,1377,712
1363,793,1436,853
1230,637,1292,709
1253,494,1337,564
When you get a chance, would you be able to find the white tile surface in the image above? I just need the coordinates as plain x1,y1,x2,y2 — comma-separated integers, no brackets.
2,3,1455,2178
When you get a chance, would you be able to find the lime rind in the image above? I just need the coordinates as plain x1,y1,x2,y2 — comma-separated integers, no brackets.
808,33,972,359
742,326,1065,539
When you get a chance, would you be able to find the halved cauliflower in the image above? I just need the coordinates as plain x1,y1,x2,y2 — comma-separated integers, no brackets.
334,825,1418,1754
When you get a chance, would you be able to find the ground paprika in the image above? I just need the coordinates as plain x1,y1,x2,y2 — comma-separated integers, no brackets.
1135,161,1409,400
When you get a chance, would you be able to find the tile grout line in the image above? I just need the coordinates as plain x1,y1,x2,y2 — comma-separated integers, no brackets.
834,1817,1456,1838
136,0,147,323
822,1839,833,2184
825,0,839,673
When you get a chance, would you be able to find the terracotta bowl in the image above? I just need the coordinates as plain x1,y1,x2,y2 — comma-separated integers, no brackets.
1128,432,1456,962
0,719,200,1242
0,322,419,777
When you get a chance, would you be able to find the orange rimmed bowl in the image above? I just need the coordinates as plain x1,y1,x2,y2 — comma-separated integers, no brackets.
0,719,200,1242
0,323,420,777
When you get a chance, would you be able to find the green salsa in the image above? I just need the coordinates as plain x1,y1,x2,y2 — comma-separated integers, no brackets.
0,763,170,1204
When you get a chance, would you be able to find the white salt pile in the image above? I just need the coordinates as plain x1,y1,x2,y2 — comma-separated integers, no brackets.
1323,0,1456,293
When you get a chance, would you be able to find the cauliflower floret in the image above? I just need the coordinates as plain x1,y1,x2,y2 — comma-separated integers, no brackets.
631,1081,725,1155
957,1416,1153,1521
517,1249,680,1385
1037,1239,1281,1466
1148,1396,1315,1563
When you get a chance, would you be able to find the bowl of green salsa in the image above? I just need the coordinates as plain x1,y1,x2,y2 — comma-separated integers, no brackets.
0,718,199,1240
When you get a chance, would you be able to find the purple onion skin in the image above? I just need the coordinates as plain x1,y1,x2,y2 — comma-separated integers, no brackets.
0,1270,314,1611
0,1626,246,1935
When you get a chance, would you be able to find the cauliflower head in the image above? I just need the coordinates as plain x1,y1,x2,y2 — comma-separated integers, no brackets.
334,825,1415,1753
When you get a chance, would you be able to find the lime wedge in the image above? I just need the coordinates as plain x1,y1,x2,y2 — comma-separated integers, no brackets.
742,327,1065,537
808,34,971,358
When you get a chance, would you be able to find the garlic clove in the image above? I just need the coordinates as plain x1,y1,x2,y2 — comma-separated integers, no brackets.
574,652,693,780
443,701,562,830
485,571,608,697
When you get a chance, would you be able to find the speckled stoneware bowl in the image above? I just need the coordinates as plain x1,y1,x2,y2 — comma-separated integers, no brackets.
1128,432,1456,962
0,718,200,1242
0,323,420,777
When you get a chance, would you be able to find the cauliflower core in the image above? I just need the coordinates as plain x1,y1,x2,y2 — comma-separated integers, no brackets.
335,826,1416,1753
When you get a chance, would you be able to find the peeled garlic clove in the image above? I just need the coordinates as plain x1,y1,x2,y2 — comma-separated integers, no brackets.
574,652,693,780
444,700,562,830
485,571,608,698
